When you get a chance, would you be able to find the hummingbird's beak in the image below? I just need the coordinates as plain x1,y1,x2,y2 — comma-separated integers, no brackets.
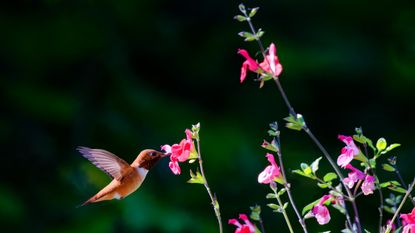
162,152,171,157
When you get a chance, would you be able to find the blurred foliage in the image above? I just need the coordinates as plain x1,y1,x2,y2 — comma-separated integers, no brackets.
1,0,414,232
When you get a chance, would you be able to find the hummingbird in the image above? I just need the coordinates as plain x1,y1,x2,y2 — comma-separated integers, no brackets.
77,146,168,206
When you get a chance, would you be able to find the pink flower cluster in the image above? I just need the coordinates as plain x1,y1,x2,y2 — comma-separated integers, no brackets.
343,164,375,195
238,43,283,83
228,214,256,233
337,135,375,195
161,129,195,175
401,208,415,233
257,153,283,184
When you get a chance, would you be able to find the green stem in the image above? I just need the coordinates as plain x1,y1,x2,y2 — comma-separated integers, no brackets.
272,184,294,233
385,177,415,233
196,138,223,233
275,137,309,233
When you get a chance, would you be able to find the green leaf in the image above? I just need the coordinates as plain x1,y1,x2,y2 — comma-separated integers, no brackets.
238,31,254,39
262,139,278,152
191,122,200,139
238,3,246,14
256,29,265,39
187,169,205,184
380,180,401,188
364,229,371,233
266,193,276,199
376,138,387,151
250,205,261,221
353,135,375,151
284,114,305,131
389,186,407,194
382,143,401,154
292,169,313,179
234,15,247,22
369,158,376,168
267,203,280,210
283,202,289,210
382,163,396,172
310,157,323,174
302,199,320,215
249,7,259,17
323,172,338,182
317,182,330,189
278,188,286,196
384,206,395,214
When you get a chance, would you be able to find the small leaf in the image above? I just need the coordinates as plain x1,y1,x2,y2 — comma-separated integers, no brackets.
262,139,278,152
317,182,330,189
300,163,312,175
283,202,289,210
278,188,286,196
292,169,313,179
267,203,280,210
383,143,401,154
384,206,395,214
249,7,259,17
244,35,257,42
310,157,323,174
266,193,276,199
382,163,396,172
376,138,387,151
364,230,371,233
323,172,338,182
389,186,407,194
234,15,247,22
302,199,320,215
284,114,305,131
256,29,265,39
238,31,254,39
187,169,205,184
250,205,261,221
238,3,246,14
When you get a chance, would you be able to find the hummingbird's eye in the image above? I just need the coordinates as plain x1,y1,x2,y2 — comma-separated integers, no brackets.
149,151,157,157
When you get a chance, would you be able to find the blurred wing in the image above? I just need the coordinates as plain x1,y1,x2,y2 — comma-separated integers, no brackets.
77,146,131,180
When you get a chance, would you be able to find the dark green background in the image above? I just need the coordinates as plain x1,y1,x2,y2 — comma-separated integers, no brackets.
1,0,415,232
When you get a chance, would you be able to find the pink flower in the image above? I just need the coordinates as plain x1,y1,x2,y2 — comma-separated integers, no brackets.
168,156,181,175
162,129,195,175
312,195,332,225
337,135,360,167
238,43,283,83
386,219,396,233
259,43,282,76
361,175,375,195
401,208,415,233
238,49,260,83
258,153,282,184
343,164,366,189
228,214,256,233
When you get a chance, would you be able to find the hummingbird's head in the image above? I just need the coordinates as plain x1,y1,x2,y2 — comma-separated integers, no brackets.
135,149,168,170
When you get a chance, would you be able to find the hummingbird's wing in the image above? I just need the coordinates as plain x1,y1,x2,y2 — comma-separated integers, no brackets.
77,146,131,180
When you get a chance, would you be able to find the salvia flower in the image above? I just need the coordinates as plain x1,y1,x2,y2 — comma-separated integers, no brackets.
238,43,283,83
361,175,375,195
228,214,256,233
343,164,366,189
258,43,283,76
161,129,197,175
401,208,415,233
238,49,260,83
258,153,283,184
312,195,332,225
337,135,360,168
